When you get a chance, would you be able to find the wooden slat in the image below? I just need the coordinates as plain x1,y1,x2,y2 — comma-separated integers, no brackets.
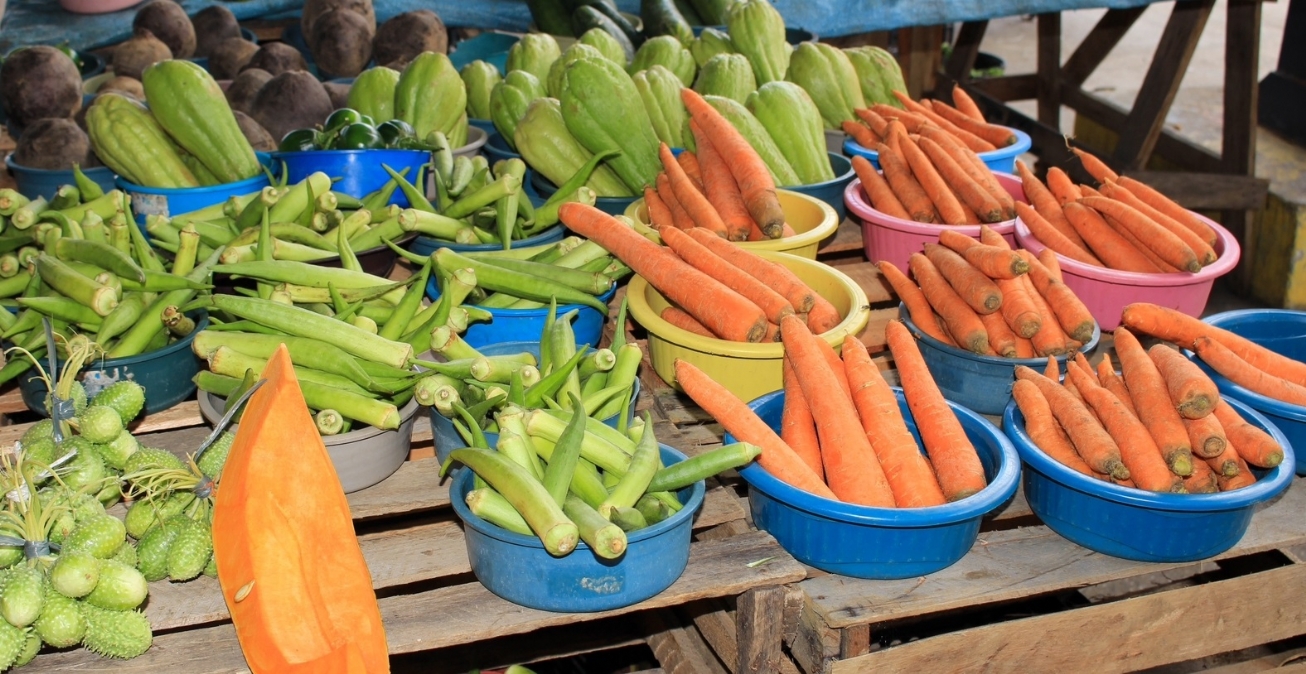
943,21,988,83
831,563,1306,674
1059,6,1149,86
737,586,788,673
1036,13,1062,128
645,611,731,674
829,262,892,305
1122,171,1269,211
817,219,865,258
1059,86,1223,174
969,74,1039,103
0,388,25,415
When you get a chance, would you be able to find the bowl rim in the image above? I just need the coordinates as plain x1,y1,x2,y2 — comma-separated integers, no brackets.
1003,395,1295,511
198,388,421,443
115,171,270,196
900,302,1101,366
844,126,1032,161
448,443,707,550
624,188,841,252
626,250,871,359
732,389,1022,525
1014,212,1241,287
426,278,617,317
268,147,432,160
5,153,114,176
844,173,1023,235
92,310,210,367
1186,309,1306,420
458,125,490,153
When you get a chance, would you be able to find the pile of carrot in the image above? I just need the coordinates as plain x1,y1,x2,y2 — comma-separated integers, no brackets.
1012,324,1284,494
1014,151,1221,274
843,86,1020,153
1121,303,1306,409
879,226,1096,359
672,318,988,507
641,89,796,242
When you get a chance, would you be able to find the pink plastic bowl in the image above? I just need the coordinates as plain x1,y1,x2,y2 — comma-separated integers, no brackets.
844,172,1026,274
1014,213,1240,331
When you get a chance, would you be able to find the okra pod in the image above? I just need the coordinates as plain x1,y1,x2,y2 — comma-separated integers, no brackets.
48,185,80,210
268,172,332,223
444,174,519,220
213,261,393,289
359,171,405,213
442,448,578,556
541,396,587,507
593,343,642,422
71,164,104,201
608,506,647,532
477,257,613,296
0,189,31,216
378,260,431,341
434,248,606,312
564,495,626,559
347,216,405,253
96,292,147,346
53,238,146,284
646,443,762,493
11,196,48,229
466,487,532,536
381,164,436,214
635,493,672,525
549,313,583,411
429,326,482,361
398,209,471,242
207,293,414,368
190,330,374,388
532,186,595,230
525,408,631,475
35,254,118,316
14,296,103,327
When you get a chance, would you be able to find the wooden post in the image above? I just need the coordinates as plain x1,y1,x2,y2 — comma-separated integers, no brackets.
737,586,787,673
1036,13,1062,130
1223,0,1263,292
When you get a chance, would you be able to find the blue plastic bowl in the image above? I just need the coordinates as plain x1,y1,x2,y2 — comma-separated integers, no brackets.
271,148,430,207
482,131,521,164
18,312,209,417
1186,309,1306,476
430,341,640,463
728,389,1020,579
5,154,116,202
449,33,519,75
900,303,1101,415
844,127,1032,174
784,152,854,221
530,170,637,217
116,159,272,226
469,118,497,136
407,221,564,257
426,279,614,350
1004,396,1295,562
450,443,703,612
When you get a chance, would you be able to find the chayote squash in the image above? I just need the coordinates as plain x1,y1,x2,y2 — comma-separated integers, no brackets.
140,59,260,184
786,42,865,128
514,97,632,197
747,81,835,185
726,0,789,84
490,70,546,151
845,46,908,108
703,94,800,186
633,65,688,149
394,51,468,147
560,55,662,192
693,53,756,105
460,60,502,120
506,33,561,83
628,35,696,87
346,66,400,123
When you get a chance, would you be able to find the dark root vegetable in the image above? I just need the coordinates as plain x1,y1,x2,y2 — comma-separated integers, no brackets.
242,42,309,78
225,68,272,115
209,38,260,80
0,46,83,128
133,0,197,59
302,0,375,42
249,71,332,143
112,28,173,81
372,10,448,69
191,5,243,58
323,81,352,110
234,111,277,152
309,8,375,79
98,76,145,100
14,118,92,170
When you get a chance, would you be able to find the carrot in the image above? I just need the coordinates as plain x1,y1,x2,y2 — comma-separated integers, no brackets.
1217,453,1257,491
1070,147,1119,184
1146,344,1219,419
660,306,716,338
1183,458,1219,493
660,143,729,238
676,150,703,194
872,104,928,133
842,120,882,150
815,334,853,402
879,260,955,346
1098,181,1217,266
680,88,785,237
1062,202,1161,273
1194,336,1306,406
1205,435,1241,478
1114,328,1194,476
841,335,947,507
918,137,1005,223
979,224,1009,249
908,252,990,353
691,122,756,242
979,309,1018,358
560,203,769,342
1016,161,1084,248
947,238,1028,280
674,359,836,498
1182,410,1228,459
1037,248,1065,282
884,320,988,500
883,120,908,153
1015,366,1129,479
1079,196,1200,272
1096,354,1139,417
657,173,696,231
919,126,1015,219
876,142,937,223
922,243,1002,314
780,316,896,507
1018,251,1095,342
1116,177,1218,247
851,155,910,220
685,228,816,313
781,355,824,480
644,187,676,231
1066,360,1181,492
1014,335,1036,359
950,85,986,122
660,226,795,324
807,294,843,335
906,99,997,153
1021,274,1070,357
993,274,1041,339
1062,374,1086,405
897,135,968,225
1043,355,1059,381
1016,203,1102,267
1097,209,1183,273
1120,303,1306,388
854,107,890,137
927,99,1018,147
1011,379,1094,475
1045,167,1083,205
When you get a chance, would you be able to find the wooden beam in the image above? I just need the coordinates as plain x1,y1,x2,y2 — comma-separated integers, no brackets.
1060,6,1149,85
644,611,731,674
1037,13,1062,129
1123,171,1269,211
1060,86,1224,173
1111,0,1216,170
970,73,1039,102
943,21,988,83
900,25,944,99
737,586,788,673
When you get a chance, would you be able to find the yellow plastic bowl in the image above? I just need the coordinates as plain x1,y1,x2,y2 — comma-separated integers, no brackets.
622,189,839,260
627,250,871,402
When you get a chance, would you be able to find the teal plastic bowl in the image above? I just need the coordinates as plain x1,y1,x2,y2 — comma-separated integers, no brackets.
18,311,209,417
426,279,614,349
784,152,854,220
449,443,704,612
482,131,521,164
449,33,519,75
5,154,116,201
530,171,637,217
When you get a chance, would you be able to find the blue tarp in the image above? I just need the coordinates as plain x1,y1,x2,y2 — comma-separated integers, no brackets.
0,0,1166,54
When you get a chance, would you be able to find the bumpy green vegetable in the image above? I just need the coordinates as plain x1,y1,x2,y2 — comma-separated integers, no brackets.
81,604,152,659
91,379,145,425
514,98,632,197
845,46,908,107
86,93,198,188
690,27,735,67
347,66,401,122
628,35,696,86
632,65,688,149
693,53,757,105
577,25,631,65
727,0,790,84
395,52,468,148
703,94,801,186
786,42,866,128
547,43,604,100
490,70,546,151
141,60,261,183
747,81,836,184
506,33,561,83
460,60,502,120
560,55,662,192
35,592,85,648
84,559,148,611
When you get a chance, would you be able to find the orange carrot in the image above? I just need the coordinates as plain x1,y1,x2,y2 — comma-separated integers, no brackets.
1183,459,1219,493
675,359,836,498
842,334,948,507
885,320,988,500
927,99,1018,147
872,104,928,133
1016,160,1085,248
1062,201,1161,273
938,230,1028,279
897,135,968,225
979,224,1009,249
1037,248,1064,282
1070,147,1119,184
781,316,896,507
1019,250,1095,343
560,203,768,342
950,85,986,122
1096,354,1138,417
854,107,890,137
851,155,910,220
807,294,842,335
1066,361,1181,492
1194,336,1306,407
644,187,675,231
876,142,937,223
660,306,716,337
1016,202,1103,267
883,120,908,153
1012,379,1094,475
1217,455,1257,491
1080,196,1199,272
1146,344,1219,419
657,173,696,231
994,274,1041,339
660,226,795,324
660,143,729,238
684,228,816,313
1044,355,1059,381
691,122,756,242
922,242,1002,314
1117,177,1218,247
919,126,1015,219
1205,434,1241,478
781,355,824,480
1182,410,1228,459
676,150,703,193
1098,181,1217,266
842,120,882,150
1045,167,1083,205
979,309,1018,358
1098,209,1183,273
680,88,785,237
908,252,990,353
1114,328,1195,475
904,98,997,153
816,334,853,402
1015,366,1129,479
1021,274,1070,357
879,260,955,346
919,137,1004,223
762,321,780,342
1014,335,1036,358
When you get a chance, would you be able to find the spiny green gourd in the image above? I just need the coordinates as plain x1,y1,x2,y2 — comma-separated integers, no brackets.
135,516,186,582
0,546,21,569
111,540,137,568
196,431,235,479
64,514,127,560
123,447,186,475
84,559,148,611
90,380,146,425
0,619,25,670
19,419,54,447
50,550,100,599
44,380,87,417
14,631,39,667
124,492,194,540
81,604,152,659
1,565,46,628
76,406,124,444
34,591,86,648
95,481,122,508
166,518,212,582
202,553,217,578
99,429,140,471
59,437,107,491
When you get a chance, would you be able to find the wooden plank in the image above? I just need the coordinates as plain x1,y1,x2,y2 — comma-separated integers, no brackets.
943,21,988,83
1059,86,1223,174
25,531,805,672
646,611,731,674
969,74,1039,103
736,586,787,673
1223,0,1261,179
1060,6,1149,86
859,307,897,350
830,563,1306,674
789,598,844,674
0,388,25,415
1122,171,1269,211
829,261,892,305
817,218,865,257
801,475,1306,630
1036,13,1062,129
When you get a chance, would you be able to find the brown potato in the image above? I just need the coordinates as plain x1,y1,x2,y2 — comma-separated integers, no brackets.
242,42,309,77
0,46,83,128
133,0,197,59
250,71,332,142
13,118,91,170
302,0,374,43
97,76,145,100
372,10,447,68
191,5,243,58
225,68,272,115
234,111,277,152
310,8,375,79
208,37,260,80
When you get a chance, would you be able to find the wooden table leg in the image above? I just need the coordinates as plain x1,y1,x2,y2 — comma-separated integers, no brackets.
737,586,787,673
1037,13,1062,130
1223,0,1263,292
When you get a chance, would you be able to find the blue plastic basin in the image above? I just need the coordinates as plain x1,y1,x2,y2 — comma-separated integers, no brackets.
844,127,1032,175
5,154,116,202
1005,396,1294,562
784,152,855,221
117,164,271,226
18,312,209,417
1186,309,1306,476
407,221,565,258
426,279,614,350
430,341,640,463
901,303,1101,415
272,148,431,208
482,131,521,165
728,389,1020,579
530,170,637,217
450,444,704,612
